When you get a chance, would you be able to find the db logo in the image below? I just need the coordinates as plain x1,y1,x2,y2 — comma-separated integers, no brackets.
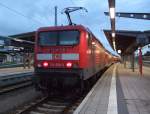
52,54,61,60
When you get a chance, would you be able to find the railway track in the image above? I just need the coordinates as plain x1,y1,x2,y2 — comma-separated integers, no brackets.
2,70,103,114
0,81,32,94
143,61,150,67
15,94,84,114
0,72,33,94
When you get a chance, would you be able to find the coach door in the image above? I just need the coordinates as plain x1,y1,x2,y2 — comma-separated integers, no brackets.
91,38,96,73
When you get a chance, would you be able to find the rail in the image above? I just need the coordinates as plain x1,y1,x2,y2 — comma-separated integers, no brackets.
0,63,23,69
15,95,84,114
143,60,150,67
0,72,33,94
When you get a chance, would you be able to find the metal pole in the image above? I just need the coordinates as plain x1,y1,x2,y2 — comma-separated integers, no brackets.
55,6,57,26
132,52,135,72
123,55,126,68
139,47,143,76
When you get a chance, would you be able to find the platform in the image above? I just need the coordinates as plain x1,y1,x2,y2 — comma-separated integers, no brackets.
74,63,150,114
0,67,34,77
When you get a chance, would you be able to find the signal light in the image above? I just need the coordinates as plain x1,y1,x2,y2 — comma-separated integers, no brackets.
43,62,49,67
66,62,72,68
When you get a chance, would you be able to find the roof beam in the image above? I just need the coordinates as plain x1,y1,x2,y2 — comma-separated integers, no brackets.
104,12,150,20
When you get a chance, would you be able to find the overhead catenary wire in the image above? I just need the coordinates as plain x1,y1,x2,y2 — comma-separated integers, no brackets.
0,2,45,25
70,0,76,6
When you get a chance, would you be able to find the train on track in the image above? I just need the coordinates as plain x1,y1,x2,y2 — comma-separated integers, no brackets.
33,25,120,93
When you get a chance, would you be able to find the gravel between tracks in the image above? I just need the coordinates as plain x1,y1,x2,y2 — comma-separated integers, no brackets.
0,86,42,114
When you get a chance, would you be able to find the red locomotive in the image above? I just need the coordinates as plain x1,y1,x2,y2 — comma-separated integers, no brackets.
33,25,119,93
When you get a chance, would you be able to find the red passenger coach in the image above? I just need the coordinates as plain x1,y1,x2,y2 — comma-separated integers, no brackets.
33,25,115,92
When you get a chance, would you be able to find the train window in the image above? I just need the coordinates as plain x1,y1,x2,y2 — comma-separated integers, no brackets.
39,32,57,46
38,30,79,46
59,31,79,45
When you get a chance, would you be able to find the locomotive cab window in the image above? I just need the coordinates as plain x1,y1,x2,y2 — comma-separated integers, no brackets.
38,30,79,46
39,32,57,46
59,31,79,45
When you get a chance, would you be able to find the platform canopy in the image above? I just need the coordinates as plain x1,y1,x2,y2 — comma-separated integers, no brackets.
9,31,35,42
8,32,35,52
104,30,150,55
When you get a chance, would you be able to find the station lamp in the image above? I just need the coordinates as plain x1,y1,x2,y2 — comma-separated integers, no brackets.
113,40,116,51
109,7,115,19
117,49,121,54
112,32,115,38
92,42,96,45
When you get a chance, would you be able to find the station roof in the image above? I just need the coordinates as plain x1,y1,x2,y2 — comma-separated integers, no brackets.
1,35,34,46
8,32,35,51
9,31,35,42
104,30,150,55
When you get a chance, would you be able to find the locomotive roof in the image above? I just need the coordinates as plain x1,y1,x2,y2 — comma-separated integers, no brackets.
37,25,88,32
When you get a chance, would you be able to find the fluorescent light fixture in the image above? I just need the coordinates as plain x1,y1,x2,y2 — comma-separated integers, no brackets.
143,15,147,19
117,50,121,54
13,48,20,51
112,32,115,37
113,41,116,51
110,7,115,19
14,38,23,42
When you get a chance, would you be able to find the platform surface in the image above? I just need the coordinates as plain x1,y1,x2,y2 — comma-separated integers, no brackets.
74,63,150,114
119,64,150,114
0,67,34,77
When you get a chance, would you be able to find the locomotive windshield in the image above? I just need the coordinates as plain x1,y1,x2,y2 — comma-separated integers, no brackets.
39,30,79,46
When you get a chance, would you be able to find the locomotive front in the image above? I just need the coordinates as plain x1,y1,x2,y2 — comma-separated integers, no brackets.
34,26,86,91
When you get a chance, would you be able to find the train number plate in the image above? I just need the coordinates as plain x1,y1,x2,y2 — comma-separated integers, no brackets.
52,54,61,60
49,63,65,67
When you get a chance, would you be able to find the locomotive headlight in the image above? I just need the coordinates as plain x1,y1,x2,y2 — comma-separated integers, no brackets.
43,62,49,67
66,62,72,68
